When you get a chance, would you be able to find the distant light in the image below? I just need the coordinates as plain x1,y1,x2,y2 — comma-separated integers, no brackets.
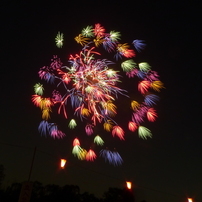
188,198,193,202
126,181,132,189
60,159,66,169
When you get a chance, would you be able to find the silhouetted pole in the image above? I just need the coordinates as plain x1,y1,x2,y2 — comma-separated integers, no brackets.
28,146,36,182
18,147,36,202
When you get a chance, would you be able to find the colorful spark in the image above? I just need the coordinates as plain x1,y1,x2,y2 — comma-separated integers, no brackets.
55,32,64,48
100,149,123,166
94,135,104,146
32,23,164,165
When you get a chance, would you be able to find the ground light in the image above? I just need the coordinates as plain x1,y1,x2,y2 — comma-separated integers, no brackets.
126,181,132,190
60,159,67,169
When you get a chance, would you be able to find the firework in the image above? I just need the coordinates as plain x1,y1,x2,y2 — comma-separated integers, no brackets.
55,32,64,48
100,149,123,166
94,135,104,146
32,23,164,165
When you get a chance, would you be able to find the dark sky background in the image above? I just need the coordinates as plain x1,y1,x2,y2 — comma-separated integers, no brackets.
0,1,201,201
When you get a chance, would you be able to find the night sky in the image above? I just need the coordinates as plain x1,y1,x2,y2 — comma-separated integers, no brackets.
0,1,201,201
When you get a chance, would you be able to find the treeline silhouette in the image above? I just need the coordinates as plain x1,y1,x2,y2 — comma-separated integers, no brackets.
0,181,135,202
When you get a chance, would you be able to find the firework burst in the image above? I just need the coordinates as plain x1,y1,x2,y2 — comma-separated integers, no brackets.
32,23,164,166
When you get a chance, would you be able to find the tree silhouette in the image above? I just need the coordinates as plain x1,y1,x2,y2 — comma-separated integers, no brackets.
0,181,137,202
80,191,101,202
30,181,45,202
103,187,134,202
60,184,80,202
4,182,22,202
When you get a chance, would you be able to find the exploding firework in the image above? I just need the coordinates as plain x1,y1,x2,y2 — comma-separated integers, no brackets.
55,32,64,48
32,23,164,165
